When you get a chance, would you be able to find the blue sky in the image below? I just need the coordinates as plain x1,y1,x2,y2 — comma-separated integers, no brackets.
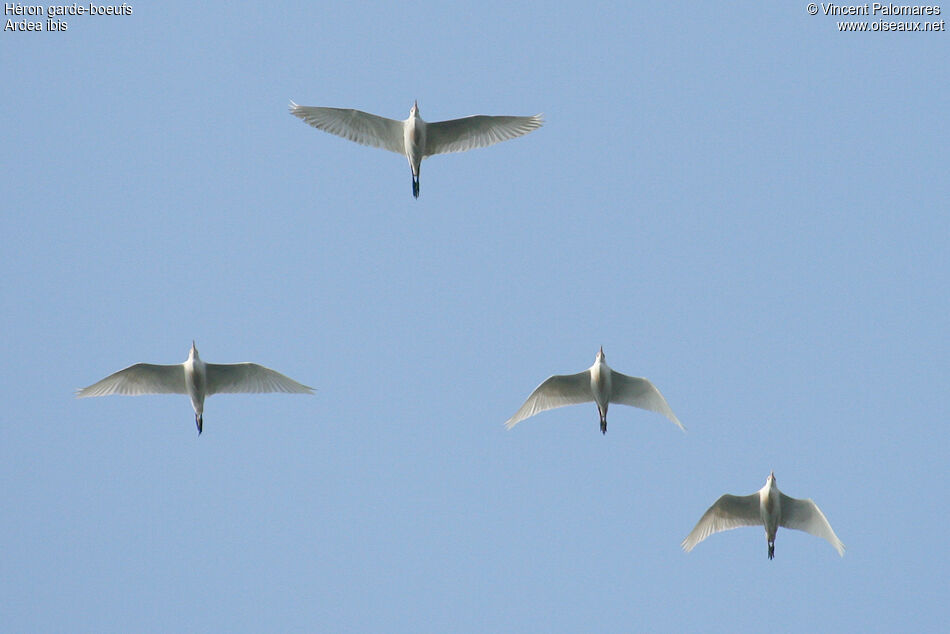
2,1,948,631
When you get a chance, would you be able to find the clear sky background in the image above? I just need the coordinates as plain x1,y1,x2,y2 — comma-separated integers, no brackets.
3,2,948,631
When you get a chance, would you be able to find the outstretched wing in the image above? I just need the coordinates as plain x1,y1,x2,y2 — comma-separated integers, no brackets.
76,363,186,397
505,370,592,429
610,371,684,430
780,493,846,556
205,363,314,396
426,114,543,156
681,493,761,552
289,102,405,154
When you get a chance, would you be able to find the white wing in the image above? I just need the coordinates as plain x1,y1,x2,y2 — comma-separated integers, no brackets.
289,102,405,154
779,493,845,556
681,493,762,552
505,370,592,429
76,363,186,397
425,114,543,156
205,363,314,396
611,371,684,430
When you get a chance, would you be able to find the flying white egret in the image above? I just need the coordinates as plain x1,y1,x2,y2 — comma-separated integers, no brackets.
681,471,845,559
76,342,314,434
505,347,683,435
289,100,543,198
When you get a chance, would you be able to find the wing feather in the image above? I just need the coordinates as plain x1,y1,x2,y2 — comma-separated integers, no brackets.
76,363,186,397
425,114,543,156
205,363,314,396
505,370,592,429
681,493,762,552
779,493,845,556
289,102,405,154
611,371,684,430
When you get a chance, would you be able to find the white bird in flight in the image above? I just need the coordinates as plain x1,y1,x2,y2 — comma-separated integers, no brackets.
289,100,543,198
76,342,314,434
505,347,683,435
681,471,845,559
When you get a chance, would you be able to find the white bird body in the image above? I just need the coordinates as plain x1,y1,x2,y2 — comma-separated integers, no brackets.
289,100,543,198
183,345,206,422
76,342,314,434
404,104,425,193
589,354,611,417
681,472,845,559
505,347,683,435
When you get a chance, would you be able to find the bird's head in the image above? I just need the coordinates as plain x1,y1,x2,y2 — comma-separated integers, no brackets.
596,346,605,362
767,471,776,485
190,340,199,359
410,100,419,117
